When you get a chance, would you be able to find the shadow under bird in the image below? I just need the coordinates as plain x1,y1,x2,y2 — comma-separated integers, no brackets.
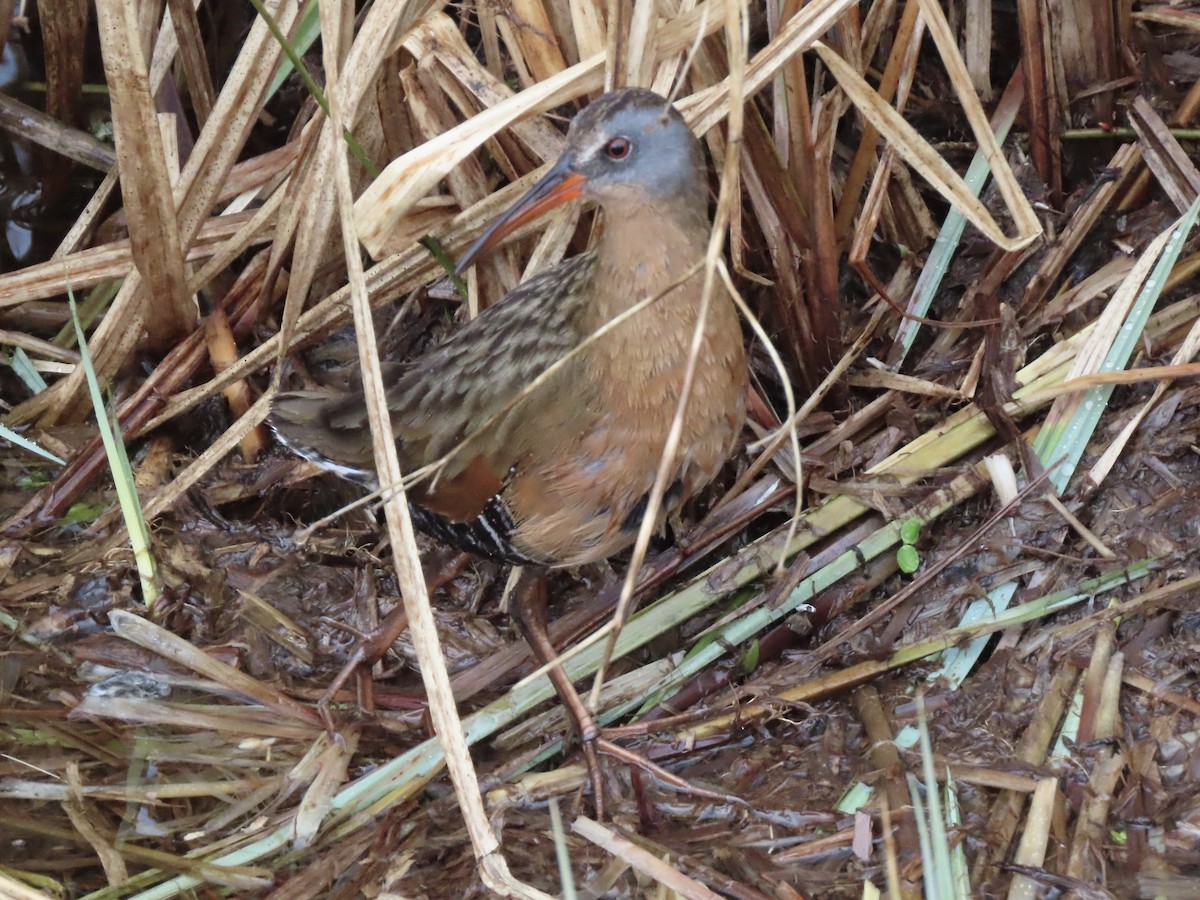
271,87,748,808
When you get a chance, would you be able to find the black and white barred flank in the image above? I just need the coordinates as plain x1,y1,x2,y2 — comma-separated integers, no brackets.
410,497,539,566
270,420,540,566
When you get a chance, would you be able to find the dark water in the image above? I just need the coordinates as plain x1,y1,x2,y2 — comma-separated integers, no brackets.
0,29,106,273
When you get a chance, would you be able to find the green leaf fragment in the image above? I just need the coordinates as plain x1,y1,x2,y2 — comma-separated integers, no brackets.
739,639,760,674
59,503,105,527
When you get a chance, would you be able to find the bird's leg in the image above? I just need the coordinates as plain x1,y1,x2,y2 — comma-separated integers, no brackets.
508,568,607,817
316,604,407,731
317,551,471,729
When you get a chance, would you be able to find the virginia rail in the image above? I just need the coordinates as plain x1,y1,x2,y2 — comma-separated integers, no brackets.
271,88,747,804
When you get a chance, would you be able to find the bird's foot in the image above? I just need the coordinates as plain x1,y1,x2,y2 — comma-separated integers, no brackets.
315,603,409,730
593,734,746,815
314,553,467,730
580,734,609,819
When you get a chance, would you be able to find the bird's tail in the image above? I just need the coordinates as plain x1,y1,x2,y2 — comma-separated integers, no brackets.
269,391,377,485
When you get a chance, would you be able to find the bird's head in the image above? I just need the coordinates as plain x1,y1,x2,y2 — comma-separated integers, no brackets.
456,89,705,273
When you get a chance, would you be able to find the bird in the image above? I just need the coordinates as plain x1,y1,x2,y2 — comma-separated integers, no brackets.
270,87,747,805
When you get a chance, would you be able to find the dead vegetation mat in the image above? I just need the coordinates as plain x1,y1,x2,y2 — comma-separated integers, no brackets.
1,0,1200,897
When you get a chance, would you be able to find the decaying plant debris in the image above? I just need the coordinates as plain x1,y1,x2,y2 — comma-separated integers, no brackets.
1,0,1199,897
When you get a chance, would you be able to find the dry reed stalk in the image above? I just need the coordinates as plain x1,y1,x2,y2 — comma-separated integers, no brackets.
1005,778,1060,900
0,92,115,170
835,0,922,243
1057,0,1118,124
963,0,992,98
0,211,264,305
10,0,302,427
321,5,550,894
1064,652,1126,880
1016,0,1062,197
972,663,1078,881
573,817,724,899
1128,95,1200,213
855,686,922,898
15,0,80,137
164,0,214,124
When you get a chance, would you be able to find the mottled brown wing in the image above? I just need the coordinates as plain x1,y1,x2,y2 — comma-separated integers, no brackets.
384,253,595,482
270,252,596,517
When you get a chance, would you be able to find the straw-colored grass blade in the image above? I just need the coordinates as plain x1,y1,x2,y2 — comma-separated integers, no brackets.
1127,95,1200,213
68,297,160,604
573,818,723,899
354,56,606,258
0,92,115,172
508,0,570,81
95,0,196,346
814,22,1039,252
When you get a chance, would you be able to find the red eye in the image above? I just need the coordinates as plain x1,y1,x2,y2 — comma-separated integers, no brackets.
605,137,631,159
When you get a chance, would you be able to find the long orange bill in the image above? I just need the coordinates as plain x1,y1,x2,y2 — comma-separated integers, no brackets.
456,156,587,274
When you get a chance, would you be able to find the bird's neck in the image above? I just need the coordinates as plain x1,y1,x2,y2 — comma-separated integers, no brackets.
585,200,712,329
